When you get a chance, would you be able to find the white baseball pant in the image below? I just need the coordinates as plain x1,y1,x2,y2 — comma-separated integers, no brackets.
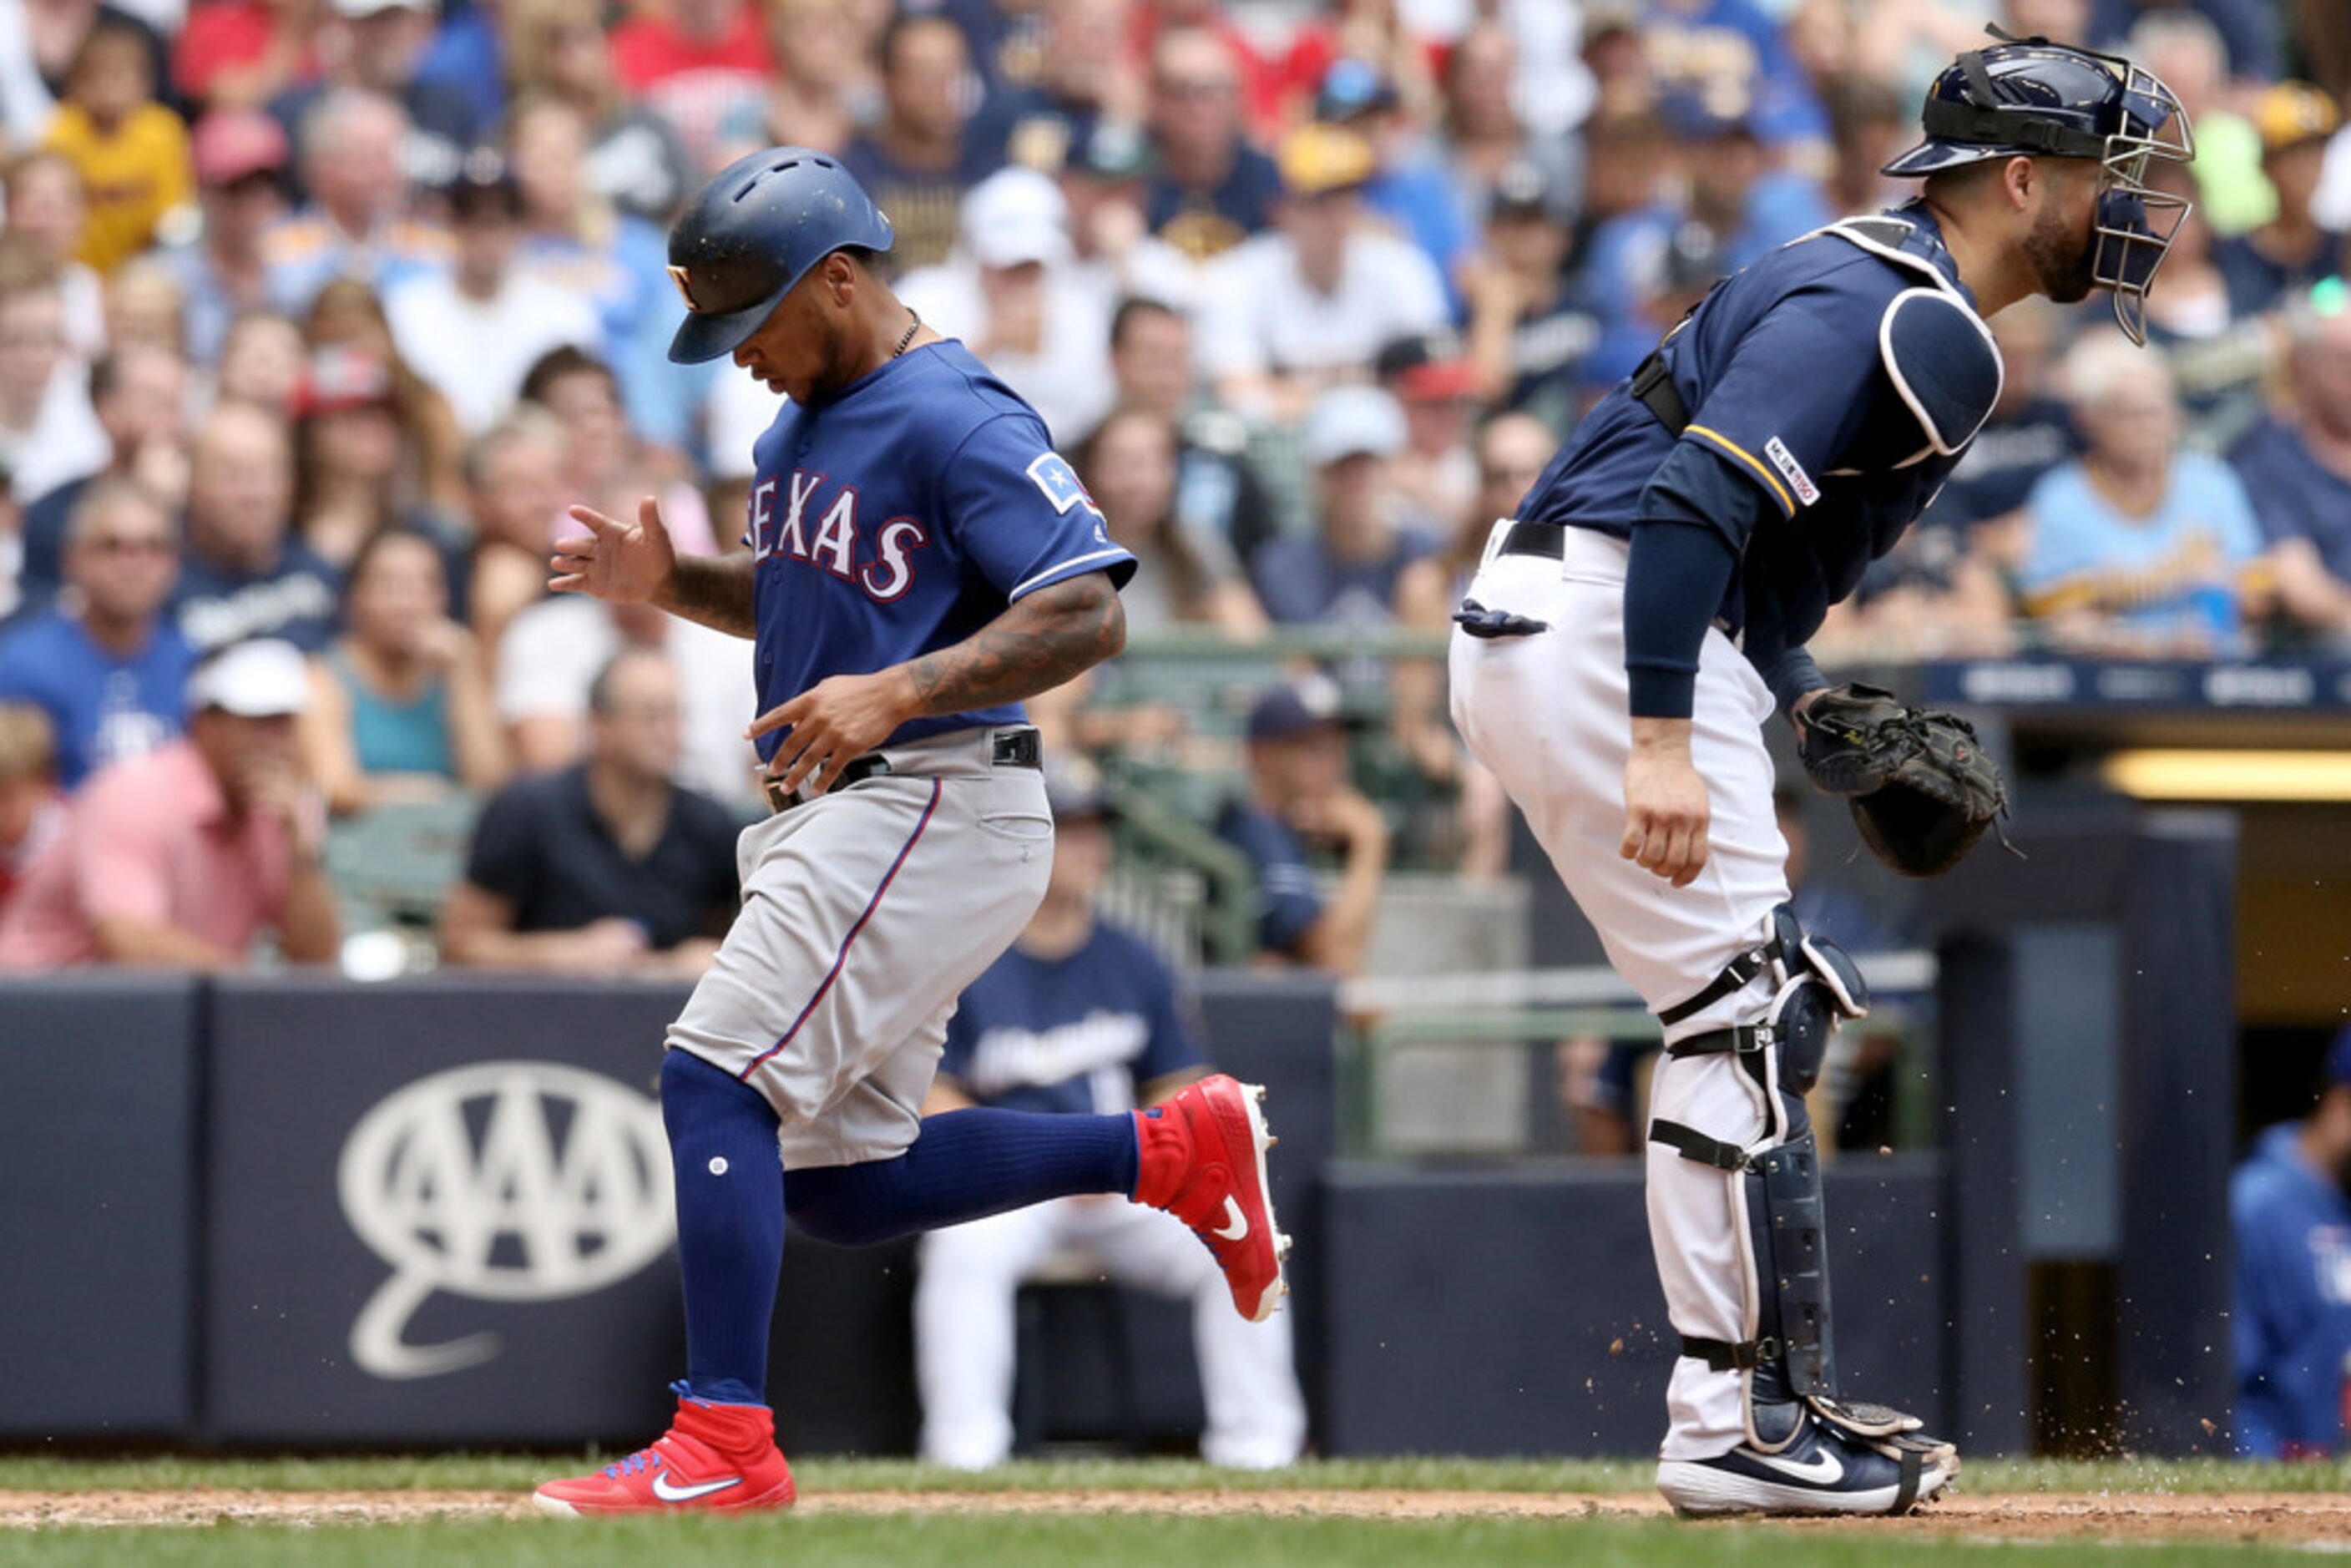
1448,523,1792,1462
915,1196,1307,1469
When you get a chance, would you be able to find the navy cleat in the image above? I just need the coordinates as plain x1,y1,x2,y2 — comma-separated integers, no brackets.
1656,1408,1956,1518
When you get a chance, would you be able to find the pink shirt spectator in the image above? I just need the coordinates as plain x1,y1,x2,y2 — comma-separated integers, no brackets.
0,739,294,969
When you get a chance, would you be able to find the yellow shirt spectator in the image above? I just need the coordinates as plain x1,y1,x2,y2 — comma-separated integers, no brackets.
43,103,193,274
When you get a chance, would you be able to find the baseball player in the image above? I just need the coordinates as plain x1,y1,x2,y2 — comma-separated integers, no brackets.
1447,34,2192,1517
914,765,1306,1471
531,149,1290,1517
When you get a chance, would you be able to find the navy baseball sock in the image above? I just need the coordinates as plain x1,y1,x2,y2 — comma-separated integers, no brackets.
787,1109,1140,1247
660,1050,784,1410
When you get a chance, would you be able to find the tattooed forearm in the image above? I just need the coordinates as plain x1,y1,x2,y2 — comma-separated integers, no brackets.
655,553,759,639
901,572,1125,716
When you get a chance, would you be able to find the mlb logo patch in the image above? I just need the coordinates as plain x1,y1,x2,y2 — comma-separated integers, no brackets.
1764,436,1820,508
1027,453,1103,518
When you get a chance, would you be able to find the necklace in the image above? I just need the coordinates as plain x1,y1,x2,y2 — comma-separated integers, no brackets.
892,310,920,358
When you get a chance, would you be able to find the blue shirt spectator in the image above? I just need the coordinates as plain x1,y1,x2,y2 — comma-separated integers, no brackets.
2228,305,2351,642
2234,1030,2351,1459
1249,387,1439,627
1641,0,1829,149
0,479,194,788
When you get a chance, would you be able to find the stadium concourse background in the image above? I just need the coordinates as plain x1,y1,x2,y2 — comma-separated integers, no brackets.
0,0,2344,1463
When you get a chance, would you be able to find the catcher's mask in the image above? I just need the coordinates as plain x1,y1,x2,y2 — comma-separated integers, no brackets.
1883,28,2196,346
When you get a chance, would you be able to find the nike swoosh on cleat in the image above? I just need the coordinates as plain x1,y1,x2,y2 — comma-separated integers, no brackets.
650,1474,743,1502
1211,1196,1250,1242
1752,1449,1843,1485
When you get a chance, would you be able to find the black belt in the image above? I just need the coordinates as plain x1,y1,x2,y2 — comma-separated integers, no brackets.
763,726,1040,814
1497,519,1570,559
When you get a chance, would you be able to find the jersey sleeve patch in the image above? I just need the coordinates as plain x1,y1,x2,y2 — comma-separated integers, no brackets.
1026,452,1103,518
1878,288,2003,456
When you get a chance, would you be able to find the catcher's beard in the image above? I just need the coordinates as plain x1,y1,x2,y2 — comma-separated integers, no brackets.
2025,190,2099,306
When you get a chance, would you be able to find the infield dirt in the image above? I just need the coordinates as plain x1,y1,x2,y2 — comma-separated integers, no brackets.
2,1488,2344,1542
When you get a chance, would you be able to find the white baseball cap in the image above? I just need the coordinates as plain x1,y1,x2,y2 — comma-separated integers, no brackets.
1302,384,1407,467
188,639,311,717
961,167,1072,271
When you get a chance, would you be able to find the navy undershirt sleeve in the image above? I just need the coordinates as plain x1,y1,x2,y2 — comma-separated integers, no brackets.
1623,518,1739,719
1757,645,1829,721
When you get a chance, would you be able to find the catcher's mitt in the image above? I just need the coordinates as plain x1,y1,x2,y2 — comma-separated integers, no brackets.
1796,684,2010,878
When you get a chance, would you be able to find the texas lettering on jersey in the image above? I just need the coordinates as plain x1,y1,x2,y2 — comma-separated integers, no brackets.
749,470,933,602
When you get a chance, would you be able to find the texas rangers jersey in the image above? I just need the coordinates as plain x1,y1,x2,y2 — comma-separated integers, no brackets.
1520,201,2001,675
938,923,1206,1117
743,340,1136,758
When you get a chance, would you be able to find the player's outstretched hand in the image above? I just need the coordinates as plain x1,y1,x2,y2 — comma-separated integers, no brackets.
1621,722,1711,888
551,496,676,604
746,670,918,800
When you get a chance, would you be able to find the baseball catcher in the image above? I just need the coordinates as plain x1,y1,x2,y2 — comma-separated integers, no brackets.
1448,31,2191,1516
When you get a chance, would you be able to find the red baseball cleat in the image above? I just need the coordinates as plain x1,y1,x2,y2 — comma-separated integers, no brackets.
533,1383,797,1517
1133,1074,1290,1323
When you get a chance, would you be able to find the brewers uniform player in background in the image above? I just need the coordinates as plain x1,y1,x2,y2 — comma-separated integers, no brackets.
1449,36,2192,1516
914,764,1306,1471
532,149,1291,1516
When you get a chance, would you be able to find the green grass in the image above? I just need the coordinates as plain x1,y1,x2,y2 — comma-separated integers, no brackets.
0,1452,2341,1496
0,1514,2310,1568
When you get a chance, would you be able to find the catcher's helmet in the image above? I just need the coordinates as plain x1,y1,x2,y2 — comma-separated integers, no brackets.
1882,32,2194,345
663,148,895,366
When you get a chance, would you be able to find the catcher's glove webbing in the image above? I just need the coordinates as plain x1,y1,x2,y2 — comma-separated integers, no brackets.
1796,684,2013,878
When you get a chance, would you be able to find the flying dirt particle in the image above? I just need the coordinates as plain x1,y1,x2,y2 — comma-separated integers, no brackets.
1609,1338,1624,1356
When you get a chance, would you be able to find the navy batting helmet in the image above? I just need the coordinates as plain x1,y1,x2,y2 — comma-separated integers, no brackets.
663,148,895,366
1882,32,2195,344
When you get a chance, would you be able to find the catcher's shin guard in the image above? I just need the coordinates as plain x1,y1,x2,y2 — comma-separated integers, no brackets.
1647,911,1944,1456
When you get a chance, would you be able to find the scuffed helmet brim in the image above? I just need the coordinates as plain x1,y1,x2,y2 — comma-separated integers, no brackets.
667,286,789,366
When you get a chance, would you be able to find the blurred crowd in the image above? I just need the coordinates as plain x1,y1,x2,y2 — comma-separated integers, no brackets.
0,0,2348,975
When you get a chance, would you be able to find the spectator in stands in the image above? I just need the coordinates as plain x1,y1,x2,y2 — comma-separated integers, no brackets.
914,761,1306,1473
385,156,599,439
2018,329,2269,657
1641,0,1829,154
104,255,187,357
5,149,107,361
842,14,997,274
441,645,740,976
517,344,718,570
2142,156,2273,436
1374,331,1479,533
1459,159,1595,424
1076,404,1263,637
173,400,341,653
970,0,1142,175
40,14,190,275
1056,119,1197,316
269,0,480,202
2231,293,2351,645
2130,10,2265,240
1389,408,1552,876
458,408,567,655
1216,672,1388,979
498,589,760,808
608,0,774,175
0,254,108,512
301,276,465,514
897,165,1115,443
2232,1025,2351,1459
261,89,452,317
1312,58,1470,303
0,462,27,629
1925,298,2075,540
20,341,190,599
1198,124,1449,422
0,705,60,919
212,306,305,413
291,346,472,628
507,94,685,452
300,524,504,815
1820,76,1909,220
2216,83,2347,319
0,478,192,787
506,0,692,225
725,0,882,159
0,637,340,971
1104,296,1280,565
1437,18,1576,228
1251,385,1437,629
1143,28,1282,261
171,0,311,111
2090,0,2278,86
